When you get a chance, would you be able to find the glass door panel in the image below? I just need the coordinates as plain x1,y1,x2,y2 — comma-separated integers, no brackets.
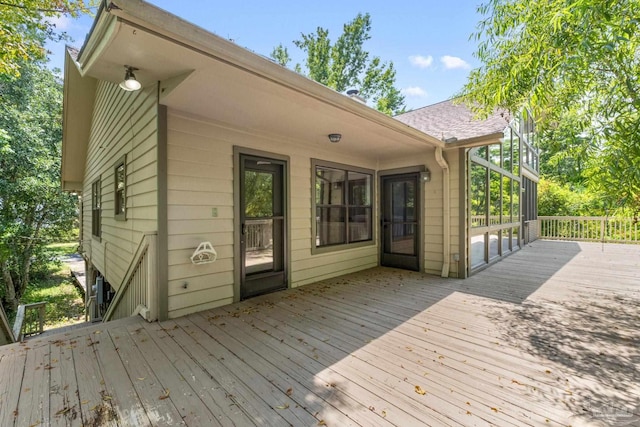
381,173,420,271
240,156,286,299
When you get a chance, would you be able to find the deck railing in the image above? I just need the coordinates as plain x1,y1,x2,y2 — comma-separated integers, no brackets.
246,220,272,250
103,232,158,322
539,216,639,243
12,302,47,341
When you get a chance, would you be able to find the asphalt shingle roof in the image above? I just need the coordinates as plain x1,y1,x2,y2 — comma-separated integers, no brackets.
395,99,510,143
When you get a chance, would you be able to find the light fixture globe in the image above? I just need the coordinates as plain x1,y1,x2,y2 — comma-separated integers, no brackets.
328,133,342,143
119,66,142,91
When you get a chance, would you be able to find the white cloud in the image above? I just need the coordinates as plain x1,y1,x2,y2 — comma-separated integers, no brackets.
440,55,470,70
46,15,71,31
402,86,428,97
409,55,434,69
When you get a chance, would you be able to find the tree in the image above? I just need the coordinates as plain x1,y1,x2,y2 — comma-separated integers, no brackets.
0,0,94,76
460,0,640,213
538,178,602,217
0,61,78,311
271,13,405,115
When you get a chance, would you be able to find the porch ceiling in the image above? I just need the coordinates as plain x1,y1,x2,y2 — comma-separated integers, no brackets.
79,12,440,163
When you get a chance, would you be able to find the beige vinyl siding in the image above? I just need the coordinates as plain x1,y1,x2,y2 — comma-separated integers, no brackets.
166,111,378,318
82,81,159,290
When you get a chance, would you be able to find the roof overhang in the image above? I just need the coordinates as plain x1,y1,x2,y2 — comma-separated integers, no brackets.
71,0,443,164
443,131,505,150
62,49,97,192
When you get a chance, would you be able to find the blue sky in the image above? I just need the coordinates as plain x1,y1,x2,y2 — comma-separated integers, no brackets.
47,0,482,111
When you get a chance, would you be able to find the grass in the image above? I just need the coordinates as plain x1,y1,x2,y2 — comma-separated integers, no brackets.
20,242,85,330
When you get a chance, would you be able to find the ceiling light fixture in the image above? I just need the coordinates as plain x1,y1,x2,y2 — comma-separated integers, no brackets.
328,133,342,143
119,65,142,91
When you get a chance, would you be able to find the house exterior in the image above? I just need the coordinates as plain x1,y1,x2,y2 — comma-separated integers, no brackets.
62,0,538,322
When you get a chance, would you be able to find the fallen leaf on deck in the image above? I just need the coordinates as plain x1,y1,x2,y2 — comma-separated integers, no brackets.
317,421,326,426
414,385,426,395
275,403,289,410
159,389,170,400
545,370,551,374
286,388,293,396
138,377,145,381
81,400,90,405
491,407,498,412
55,408,70,416
381,410,387,417
512,379,524,386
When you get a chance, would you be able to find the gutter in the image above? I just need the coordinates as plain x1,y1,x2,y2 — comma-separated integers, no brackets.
442,132,504,150
435,147,450,278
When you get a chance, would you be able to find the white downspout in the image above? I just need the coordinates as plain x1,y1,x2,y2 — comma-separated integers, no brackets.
435,147,450,278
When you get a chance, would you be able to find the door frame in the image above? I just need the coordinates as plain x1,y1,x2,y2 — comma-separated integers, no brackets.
378,166,426,272
233,146,290,302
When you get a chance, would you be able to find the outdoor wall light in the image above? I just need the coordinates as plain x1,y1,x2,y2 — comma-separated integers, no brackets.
421,168,431,182
328,133,342,143
119,65,142,91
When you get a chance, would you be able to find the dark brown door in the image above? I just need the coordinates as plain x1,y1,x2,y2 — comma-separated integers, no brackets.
240,155,286,299
381,173,420,271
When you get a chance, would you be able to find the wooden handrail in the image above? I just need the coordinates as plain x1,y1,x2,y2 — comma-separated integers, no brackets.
12,302,47,341
102,232,158,322
538,216,639,244
0,303,15,345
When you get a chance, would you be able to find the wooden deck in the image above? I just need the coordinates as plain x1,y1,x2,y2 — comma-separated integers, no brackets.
1,240,638,426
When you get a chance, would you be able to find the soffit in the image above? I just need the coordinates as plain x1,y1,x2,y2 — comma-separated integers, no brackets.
82,19,439,163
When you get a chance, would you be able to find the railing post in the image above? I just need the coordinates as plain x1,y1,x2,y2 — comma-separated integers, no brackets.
601,217,606,243
38,304,45,335
146,232,158,322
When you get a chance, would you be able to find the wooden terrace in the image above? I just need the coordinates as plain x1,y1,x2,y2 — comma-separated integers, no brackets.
1,240,638,426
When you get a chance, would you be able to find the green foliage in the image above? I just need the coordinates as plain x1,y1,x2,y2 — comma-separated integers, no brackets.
20,245,84,328
461,0,640,213
0,61,79,310
0,1,94,76
538,178,603,216
244,171,273,217
271,13,405,115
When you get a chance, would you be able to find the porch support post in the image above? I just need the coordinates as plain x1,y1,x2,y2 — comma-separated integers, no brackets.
435,147,451,277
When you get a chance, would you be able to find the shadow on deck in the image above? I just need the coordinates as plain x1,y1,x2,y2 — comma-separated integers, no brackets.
1,240,638,426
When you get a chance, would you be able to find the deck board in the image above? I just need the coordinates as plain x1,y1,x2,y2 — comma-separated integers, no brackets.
91,326,151,426
18,342,50,427
0,347,27,426
1,240,639,426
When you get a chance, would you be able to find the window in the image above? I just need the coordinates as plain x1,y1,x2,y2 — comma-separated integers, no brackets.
470,163,487,227
92,179,101,239
114,156,126,220
313,160,373,250
469,122,524,270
